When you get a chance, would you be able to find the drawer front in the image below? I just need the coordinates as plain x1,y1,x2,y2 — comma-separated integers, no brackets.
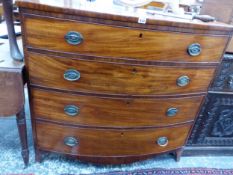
31,88,203,127
36,121,191,156
28,53,216,95
24,16,228,63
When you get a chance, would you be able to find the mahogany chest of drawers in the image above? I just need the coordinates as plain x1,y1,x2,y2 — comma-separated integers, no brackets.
16,0,233,164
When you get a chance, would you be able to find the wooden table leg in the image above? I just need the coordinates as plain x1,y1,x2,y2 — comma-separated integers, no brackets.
2,0,23,61
35,148,42,163
174,147,183,162
16,108,29,167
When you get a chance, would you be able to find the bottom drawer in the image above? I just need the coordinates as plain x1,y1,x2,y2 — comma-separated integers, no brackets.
36,121,192,157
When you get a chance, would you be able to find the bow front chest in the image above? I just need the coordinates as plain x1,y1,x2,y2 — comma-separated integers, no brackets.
16,0,233,164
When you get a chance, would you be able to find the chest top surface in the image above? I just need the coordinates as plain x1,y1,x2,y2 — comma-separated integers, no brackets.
16,0,233,33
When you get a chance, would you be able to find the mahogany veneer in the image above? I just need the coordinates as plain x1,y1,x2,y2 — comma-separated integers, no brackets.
36,121,191,157
24,16,229,63
31,88,203,128
16,0,233,164
28,52,216,96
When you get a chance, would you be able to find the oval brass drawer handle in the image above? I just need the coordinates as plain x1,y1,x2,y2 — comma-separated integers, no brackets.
65,31,83,45
157,137,168,147
177,75,190,87
64,137,78,147
64,105,80,116
187,43,201,56
166,108,178,117
64,69,81,81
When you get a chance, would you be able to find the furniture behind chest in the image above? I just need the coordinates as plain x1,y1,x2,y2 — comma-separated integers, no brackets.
16,0,233,164
0,0,28,166
0,41,28,166
185,0,233,155
200,0,233,53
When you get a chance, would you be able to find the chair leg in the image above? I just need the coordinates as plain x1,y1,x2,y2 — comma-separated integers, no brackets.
2,0,23,61
16,108,29,167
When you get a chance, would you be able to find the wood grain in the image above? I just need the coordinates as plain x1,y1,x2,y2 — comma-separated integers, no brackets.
36,121,192,156
27,52,216,96
23,16,229,63
31,88,203,128
17,0,233,163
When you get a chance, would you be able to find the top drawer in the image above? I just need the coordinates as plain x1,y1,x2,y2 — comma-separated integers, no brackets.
23,16,228,63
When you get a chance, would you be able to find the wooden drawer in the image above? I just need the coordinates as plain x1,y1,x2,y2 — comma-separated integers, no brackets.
24,16,228,63
31,88,203,127
28,52,216,96
36,121,191,156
